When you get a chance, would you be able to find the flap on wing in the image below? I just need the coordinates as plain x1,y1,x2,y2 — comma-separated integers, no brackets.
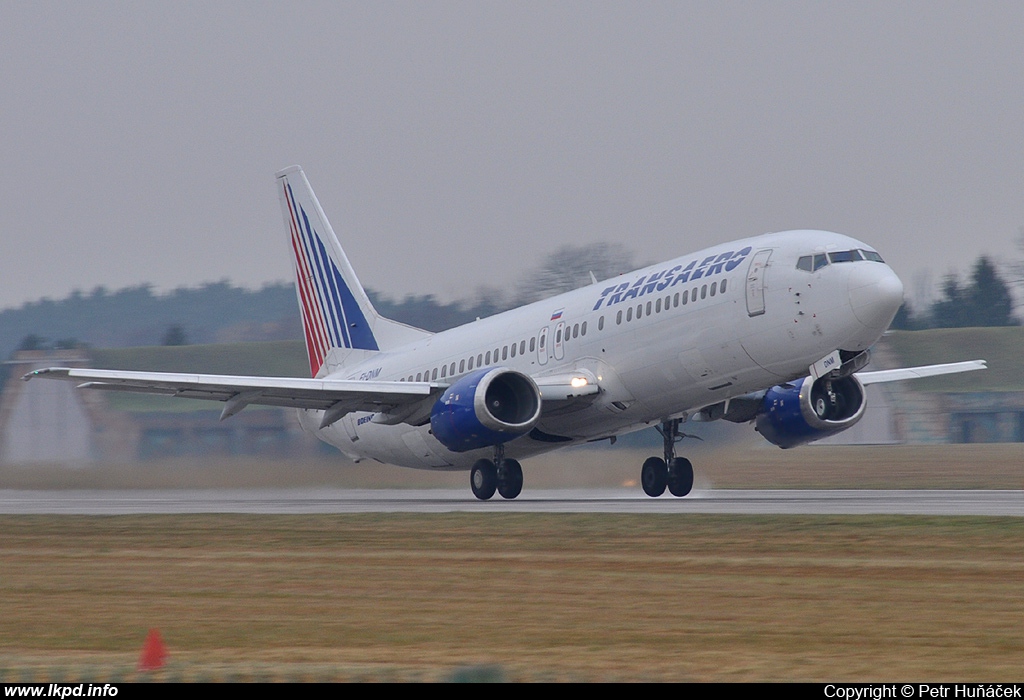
856,360,987,385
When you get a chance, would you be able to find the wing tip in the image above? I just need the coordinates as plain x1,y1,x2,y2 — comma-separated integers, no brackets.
21,367,70,381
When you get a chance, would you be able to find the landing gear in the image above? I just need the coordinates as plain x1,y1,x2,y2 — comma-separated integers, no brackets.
667,457,693,497
470,445,524,501
497,458,523,499
641,457,667,497
812,377,847,421
470,459,497,500
641,419,694,497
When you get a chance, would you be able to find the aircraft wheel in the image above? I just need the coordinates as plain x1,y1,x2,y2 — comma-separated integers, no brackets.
641,457,667,497
667,457,694,497
471,459,497,500
497,458,524,500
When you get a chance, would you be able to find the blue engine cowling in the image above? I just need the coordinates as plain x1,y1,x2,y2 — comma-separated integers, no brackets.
430,367,543,452
755,374,866,449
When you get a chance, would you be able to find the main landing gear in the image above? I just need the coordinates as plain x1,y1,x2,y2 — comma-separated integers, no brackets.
640,418,694,498
470,444,523,501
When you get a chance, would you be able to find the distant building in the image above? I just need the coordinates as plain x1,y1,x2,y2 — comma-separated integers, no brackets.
827,328,1024,444
1,351,99,464
1,329,1020,464
0,348,321,465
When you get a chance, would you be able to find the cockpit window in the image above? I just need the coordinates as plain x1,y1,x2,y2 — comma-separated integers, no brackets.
798,248,884,272
828,250,862,263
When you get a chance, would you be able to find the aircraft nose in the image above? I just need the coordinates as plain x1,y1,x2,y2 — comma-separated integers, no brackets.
847,262,904,331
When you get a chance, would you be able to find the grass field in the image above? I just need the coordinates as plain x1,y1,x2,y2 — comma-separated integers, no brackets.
1,513,1023,682
2,444,1023,681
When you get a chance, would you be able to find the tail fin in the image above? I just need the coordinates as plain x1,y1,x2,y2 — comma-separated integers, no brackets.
276,166,428,377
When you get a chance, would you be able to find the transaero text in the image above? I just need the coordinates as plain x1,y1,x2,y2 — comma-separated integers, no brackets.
592,247,752,311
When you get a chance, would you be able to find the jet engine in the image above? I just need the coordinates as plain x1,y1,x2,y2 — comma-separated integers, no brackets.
430,368,542,452
755,374,866,449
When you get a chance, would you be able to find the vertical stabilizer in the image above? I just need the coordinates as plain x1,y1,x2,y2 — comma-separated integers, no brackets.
277,166,380,376
277,166,431,376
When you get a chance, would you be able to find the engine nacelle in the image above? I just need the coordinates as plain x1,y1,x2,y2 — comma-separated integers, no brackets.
430,367,542,452
755,374,866,449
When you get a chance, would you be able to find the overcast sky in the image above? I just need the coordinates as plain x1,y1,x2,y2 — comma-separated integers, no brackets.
3,2,1023,312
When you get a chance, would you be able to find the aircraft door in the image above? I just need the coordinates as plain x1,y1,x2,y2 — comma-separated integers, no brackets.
746,249,773,317
553,321,565,361
537,327,549,365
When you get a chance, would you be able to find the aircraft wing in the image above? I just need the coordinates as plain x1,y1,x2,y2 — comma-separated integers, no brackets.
22,367,439,420
22,365,599,425
856,359,987,385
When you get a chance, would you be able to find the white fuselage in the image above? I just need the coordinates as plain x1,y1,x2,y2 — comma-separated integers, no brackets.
296,230,904,470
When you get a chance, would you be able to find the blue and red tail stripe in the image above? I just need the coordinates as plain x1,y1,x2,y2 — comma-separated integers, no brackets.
282,182,378,377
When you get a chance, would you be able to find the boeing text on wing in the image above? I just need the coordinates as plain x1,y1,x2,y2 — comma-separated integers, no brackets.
24,166,986,500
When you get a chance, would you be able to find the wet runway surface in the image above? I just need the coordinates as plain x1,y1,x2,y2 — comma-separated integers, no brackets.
1,488,1022,515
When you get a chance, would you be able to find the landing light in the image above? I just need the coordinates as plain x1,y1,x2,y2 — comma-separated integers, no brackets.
570,377,589,388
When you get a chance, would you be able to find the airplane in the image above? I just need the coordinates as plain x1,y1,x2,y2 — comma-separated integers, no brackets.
24,166,986,500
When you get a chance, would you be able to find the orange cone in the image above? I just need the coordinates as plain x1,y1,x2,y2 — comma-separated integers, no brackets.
138,628,168,671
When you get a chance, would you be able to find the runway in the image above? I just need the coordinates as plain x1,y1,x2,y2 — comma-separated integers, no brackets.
1,488,1022,515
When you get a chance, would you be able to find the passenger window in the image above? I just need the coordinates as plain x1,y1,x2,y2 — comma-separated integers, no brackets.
477,353,483,366
530,337,536,352
450,362,456,375
581,321,587,335
636,303,642,318
646,301,652,316
656,298,662,313
673,292,679,307
598,316,604,331
626,307,633,322
520,340,526,354
720,279,727,293
441,364,447,378
485,351,492,364
682,290,688,305
416,372,422,382
616,310,623,325
701,284,707,299
459,359,465,373
556,329,561,343
510,343,517,358
502,346,508,360
432,368,438,381
468,357,474,370
710,281,717,296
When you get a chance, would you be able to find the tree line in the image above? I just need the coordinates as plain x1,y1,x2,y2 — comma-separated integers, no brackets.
3,245,1017,358
890,256,1017,330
